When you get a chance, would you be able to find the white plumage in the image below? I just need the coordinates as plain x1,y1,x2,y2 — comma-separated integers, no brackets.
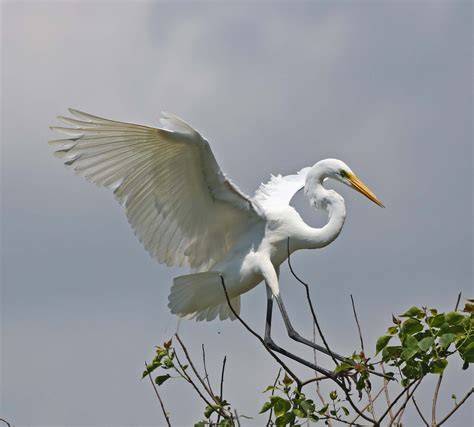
50,109,384,321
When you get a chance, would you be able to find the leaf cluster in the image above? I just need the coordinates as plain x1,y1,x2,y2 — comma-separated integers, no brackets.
376,305,473,385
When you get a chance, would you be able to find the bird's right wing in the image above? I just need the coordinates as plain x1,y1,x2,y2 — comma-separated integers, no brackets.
50,109,263,271
253,167,311,211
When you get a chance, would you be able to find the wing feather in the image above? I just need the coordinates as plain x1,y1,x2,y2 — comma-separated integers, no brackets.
50,109,262,270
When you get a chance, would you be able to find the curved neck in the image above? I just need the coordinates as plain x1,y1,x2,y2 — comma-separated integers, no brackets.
300,167,347,249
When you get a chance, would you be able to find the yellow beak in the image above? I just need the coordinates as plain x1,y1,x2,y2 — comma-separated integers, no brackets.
347,173,385,208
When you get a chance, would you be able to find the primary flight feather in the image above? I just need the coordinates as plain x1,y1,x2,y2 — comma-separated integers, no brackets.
50,109,383,322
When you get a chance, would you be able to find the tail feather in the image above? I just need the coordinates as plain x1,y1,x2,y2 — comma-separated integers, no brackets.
168,272,240,321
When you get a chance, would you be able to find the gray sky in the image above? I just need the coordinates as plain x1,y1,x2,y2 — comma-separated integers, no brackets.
2,1,472,426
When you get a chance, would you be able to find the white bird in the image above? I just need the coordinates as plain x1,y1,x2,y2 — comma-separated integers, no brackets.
50,109,383,360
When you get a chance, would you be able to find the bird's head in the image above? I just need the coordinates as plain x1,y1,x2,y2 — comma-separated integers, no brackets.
313,158,385,208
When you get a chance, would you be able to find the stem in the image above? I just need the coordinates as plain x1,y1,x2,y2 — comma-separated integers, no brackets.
266,369,282,427
216,356,227,425
144,361,171,427
201,344,216,399
381,363,395,423
431,374,443,426
412,397,429,426
377,379,418,424
387,380,423,426
437,387,473,426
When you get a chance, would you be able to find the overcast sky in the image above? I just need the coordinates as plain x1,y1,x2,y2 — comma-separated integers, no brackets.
2,1,472,426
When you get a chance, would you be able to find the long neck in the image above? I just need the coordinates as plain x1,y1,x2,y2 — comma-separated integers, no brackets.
300,168,347,249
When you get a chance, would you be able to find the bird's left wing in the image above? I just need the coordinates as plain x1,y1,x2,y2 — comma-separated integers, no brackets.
50,109,263,271
253,167,311,211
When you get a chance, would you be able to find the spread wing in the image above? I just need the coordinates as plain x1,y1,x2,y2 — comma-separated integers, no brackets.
50,109,262,271
253,167,311,211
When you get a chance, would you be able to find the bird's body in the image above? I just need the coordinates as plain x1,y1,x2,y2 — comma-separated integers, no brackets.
50,109,383,322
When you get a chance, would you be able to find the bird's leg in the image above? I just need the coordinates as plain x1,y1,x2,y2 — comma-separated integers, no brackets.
263,284,336,379
274,293,346,363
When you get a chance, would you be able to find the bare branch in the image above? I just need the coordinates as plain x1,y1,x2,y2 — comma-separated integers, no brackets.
454,292,462,311
175,334,216,402
378,379,419,424
431,374,443,425
350,295,365,352
381,363,395,423
387,379,423,426
0,420,11,427
437,387,473,426
201,344,216,398
172,348,225,417
349,386,385,424
144,361,171,427
216,356,227,425
266,368,282,427
412,397,429,426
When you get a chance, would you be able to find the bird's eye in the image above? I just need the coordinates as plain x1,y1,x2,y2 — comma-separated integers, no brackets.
340,170,347,178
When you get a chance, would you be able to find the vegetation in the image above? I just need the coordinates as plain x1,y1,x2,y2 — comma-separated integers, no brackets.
143,289,473,426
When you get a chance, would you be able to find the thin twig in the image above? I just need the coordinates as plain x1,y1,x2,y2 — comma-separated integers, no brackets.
437,387,473,426
173,348,226,418
454,292,462,311
432,374,443,426
377,379,418,424
145,361,171,427
201,344,216,398
0,420,11,427
234,408,241,427
387,379,423,426
312,323,332,427
381,363,395,423
175,334,216,402
412,397,429,426
216,356,227,425
267,368,282,427
349,386,385,424
350,295,365,352
350,295,376,421
287,238,339,367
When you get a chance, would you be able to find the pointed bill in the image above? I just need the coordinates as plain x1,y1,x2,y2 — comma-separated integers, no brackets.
348,173,385,208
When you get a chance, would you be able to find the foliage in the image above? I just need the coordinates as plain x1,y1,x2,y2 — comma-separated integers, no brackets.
376,303,474,385
144,300,473,426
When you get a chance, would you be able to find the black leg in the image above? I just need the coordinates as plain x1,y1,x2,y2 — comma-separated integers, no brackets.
263,285,336,379
274,293,346,363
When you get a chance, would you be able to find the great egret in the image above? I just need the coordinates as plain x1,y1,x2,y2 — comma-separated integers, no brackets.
50,109,383,362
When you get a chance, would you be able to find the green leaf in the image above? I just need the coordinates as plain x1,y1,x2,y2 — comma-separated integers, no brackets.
335,362,353,373
432,358,448,374
293,408,306,418
309,414,320,422
329,390,338,401
418,336,434,352
259,401,273,414
401,306,423,318
300,399,316,414
445,311,465,325
387,326,398,335
382,346,402,361
270,396,291,417
317,403,328,415
402,335,420,360
341,406,350,416
194,422,206,427
204,404,216,418
376,335,392,354
275,412,295,426
439,333,457,349
428,314,446,328
154,374,171,386
461,342,474,363
401,318,424,335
